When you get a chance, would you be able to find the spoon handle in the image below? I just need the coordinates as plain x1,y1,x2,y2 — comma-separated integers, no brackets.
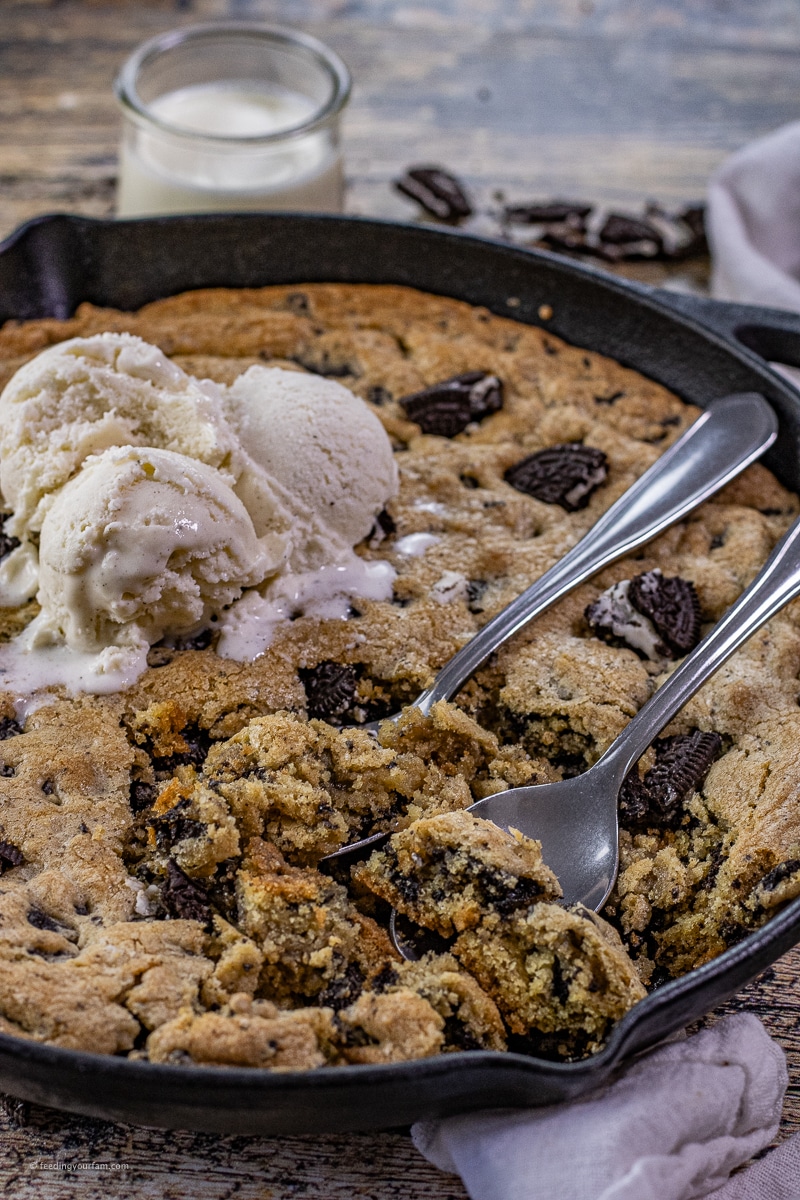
602,510,800,785
412,393,776,716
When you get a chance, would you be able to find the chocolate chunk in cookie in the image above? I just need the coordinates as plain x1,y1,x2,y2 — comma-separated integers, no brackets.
299,661,358,721
619,730,722,827
0,717,23,741
395,166,472,221
749,859,800,913
628,569,701,657
130,780,158,813
504,444,607,510
148,802,206,852
400,372,503,438
0,839,23,874
161,859,212,926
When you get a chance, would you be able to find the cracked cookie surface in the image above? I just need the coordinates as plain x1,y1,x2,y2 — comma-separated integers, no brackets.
1,283,799,1068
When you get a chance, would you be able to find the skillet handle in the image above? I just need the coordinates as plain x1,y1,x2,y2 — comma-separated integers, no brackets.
656,292,800,369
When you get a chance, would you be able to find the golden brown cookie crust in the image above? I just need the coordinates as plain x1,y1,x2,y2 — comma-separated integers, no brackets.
0,282,798,1067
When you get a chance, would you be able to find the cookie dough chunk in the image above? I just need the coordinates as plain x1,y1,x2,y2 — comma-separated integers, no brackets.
202,711,400,863
147,995,335,1069
454,903,646,1054
236,838,399,1004
354,811,561,937
392,952,507,1051
335,989,444,1064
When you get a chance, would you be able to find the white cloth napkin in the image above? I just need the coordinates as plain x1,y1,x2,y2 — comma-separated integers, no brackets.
411,1013,799,1200
707,122,800,390
707,120,800,312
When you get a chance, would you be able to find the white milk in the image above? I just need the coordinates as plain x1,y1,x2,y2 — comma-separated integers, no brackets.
117,82,344,216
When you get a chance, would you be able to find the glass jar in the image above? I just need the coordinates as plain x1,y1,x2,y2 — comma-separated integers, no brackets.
114,23,351,217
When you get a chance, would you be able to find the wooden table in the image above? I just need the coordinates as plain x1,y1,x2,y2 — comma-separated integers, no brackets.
2,2,800,1194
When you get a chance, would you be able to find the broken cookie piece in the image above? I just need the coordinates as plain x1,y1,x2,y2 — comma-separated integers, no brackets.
146,995,335,1069
354,811,561,937
454,903,647,1053
236,838,398,1005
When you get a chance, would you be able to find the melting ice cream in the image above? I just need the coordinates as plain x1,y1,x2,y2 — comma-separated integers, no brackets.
0,334,398,694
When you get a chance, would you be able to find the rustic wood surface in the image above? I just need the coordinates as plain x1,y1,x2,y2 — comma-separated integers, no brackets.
2,1,800,1194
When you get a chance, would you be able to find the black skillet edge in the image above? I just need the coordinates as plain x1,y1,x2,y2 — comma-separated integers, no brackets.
0,211,799,1132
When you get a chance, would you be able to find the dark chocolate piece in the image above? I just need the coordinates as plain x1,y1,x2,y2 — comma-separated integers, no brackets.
628,569,702,657
399,371,503,438
161,859,212,926
300,661,358,720
395,166,472,221
504,444,607,511
0,717,23,741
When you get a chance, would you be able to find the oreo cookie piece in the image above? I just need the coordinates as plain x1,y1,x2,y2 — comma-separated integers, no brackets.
586,569,701,661
300,661,358,721
504,444,607,511
598,213,663,249
503,201,593,226
619,730,722,828
161,859,212,926
399,372,503,438
628,569,701,657
0,516,19,563
395,166,472,221
0,839,23,874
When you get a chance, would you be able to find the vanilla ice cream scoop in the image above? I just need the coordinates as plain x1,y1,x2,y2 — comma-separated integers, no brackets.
225,366,398,545
35,445,279,654
0,332,240,543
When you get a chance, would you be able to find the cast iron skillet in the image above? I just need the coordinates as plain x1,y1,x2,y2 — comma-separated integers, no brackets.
2,213,800,1134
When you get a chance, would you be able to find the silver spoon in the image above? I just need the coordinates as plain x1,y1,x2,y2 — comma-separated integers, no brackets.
323,391,776,867
391,505,800,959
467,504,800,911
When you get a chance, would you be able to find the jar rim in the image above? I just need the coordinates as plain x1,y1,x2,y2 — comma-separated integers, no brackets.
113,22,352,144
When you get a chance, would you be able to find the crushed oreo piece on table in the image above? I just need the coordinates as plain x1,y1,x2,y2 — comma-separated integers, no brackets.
161,859,212,926
0,839,23,874
504,443,607,511
399,371,503,437
586,569,701,661
395,166,473,221
619,730,722,827
498,196,706,263
300,660,358,721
